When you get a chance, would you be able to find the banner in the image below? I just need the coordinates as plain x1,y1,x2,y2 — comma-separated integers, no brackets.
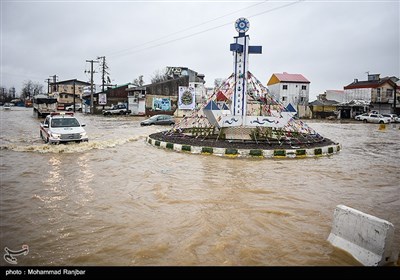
178,86,195,110
98,93,107,105
152,98,171,111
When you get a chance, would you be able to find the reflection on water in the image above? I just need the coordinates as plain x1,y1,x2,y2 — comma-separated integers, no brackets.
0,108,399,266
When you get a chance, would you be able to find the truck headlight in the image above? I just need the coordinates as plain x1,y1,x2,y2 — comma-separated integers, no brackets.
51,133,61,139
80,132,87,138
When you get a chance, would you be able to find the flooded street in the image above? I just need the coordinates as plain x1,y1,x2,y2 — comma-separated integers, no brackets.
1,107,399,266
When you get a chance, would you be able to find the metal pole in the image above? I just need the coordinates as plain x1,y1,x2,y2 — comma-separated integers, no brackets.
393,82,397,114
85,60,98,114
73,79,76,112
90,62,94,114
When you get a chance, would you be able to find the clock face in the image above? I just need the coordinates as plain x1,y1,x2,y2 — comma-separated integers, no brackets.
235,18,249,33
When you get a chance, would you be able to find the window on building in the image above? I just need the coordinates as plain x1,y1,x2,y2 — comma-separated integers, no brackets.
386,89,393,97
301,85,307,90
282,96,287,102
377,88,381,96
300,97,305,103
282,85,288,90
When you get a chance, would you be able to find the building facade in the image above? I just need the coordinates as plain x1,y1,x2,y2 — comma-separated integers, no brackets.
267,72,310,108
344,74,399,114
142,67,206,116
49,79,90,109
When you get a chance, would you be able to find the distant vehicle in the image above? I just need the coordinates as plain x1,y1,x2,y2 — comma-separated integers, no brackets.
3,103,12,110
381,114,399,123
40,112,88,144
355,113,390,124
102,104,131,116
33,94,57,117
354,113,368,121
140,114,175,126
65,103,82,112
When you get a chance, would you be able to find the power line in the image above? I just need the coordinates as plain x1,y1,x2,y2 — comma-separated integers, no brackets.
109,0,303,58
107,1,269,57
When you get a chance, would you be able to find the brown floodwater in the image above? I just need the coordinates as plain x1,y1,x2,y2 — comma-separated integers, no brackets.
1,107,399,266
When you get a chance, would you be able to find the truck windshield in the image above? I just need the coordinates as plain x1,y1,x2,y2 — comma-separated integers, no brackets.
51,118,80,127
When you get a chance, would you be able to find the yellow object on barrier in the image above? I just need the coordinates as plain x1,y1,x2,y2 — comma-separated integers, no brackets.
378,123,386,130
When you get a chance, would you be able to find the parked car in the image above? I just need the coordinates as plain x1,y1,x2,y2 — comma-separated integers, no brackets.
65,103,82,112
354,113,368,121
381,114,399,123
140,115,175,126
355,113,390,124
102,104,131,115
40,112,88,144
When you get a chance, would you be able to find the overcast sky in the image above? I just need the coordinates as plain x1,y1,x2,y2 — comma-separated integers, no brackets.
1,0,399,101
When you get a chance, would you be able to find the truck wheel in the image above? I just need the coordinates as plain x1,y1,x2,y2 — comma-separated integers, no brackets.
363,119,367,123
119,111,124,115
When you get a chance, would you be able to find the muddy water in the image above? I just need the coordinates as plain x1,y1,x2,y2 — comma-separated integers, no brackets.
1,107,399,266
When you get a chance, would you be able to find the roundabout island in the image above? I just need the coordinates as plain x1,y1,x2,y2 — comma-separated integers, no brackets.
147,18,340,159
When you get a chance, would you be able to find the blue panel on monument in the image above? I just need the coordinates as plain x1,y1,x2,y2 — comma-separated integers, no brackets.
249,46,262,54
230,43,243,52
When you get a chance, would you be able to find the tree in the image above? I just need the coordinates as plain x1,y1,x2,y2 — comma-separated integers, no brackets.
0,86,7,103
150,68,169,84
132,75,144,87
214,78,224,88
21,80,44,101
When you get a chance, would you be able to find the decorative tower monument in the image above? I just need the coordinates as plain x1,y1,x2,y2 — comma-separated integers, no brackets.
203,18,293,130
230,17,261,120
146,17,340,159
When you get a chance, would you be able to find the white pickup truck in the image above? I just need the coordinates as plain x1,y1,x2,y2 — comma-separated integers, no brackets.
355,113,390,124
65,103,82,112
102,104,131,116
40,112,88,144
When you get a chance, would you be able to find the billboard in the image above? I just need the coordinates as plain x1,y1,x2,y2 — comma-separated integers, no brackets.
98,93,107,105
178,86,195,110
152,98,171,111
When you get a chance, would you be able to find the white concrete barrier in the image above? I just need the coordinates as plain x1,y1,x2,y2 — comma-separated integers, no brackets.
328,205,398,266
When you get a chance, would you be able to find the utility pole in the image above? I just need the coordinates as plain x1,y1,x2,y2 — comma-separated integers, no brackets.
86,60,99,114
73,79,76,112
394,82,397,114
50,75,58,93
45,78,51,94
97,56,111,110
